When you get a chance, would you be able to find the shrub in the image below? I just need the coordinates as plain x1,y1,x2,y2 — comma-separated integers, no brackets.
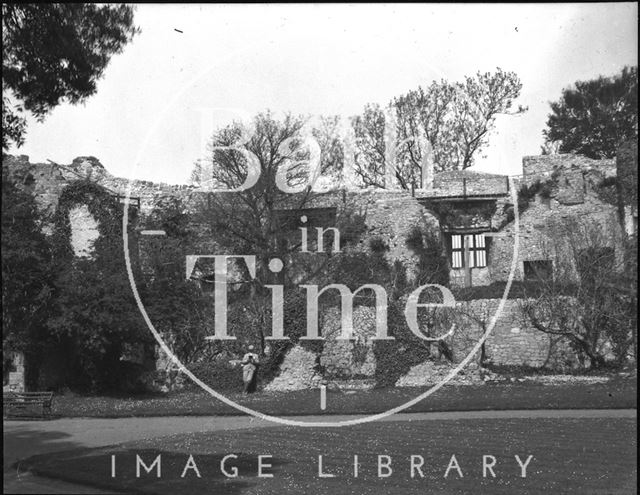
187,359,243,392
368,236,388,254
373,300,432,387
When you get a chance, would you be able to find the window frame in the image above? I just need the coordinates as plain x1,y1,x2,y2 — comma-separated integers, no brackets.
450,233,488,269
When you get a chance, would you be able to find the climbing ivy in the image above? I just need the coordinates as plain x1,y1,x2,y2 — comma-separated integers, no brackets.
50,179,137,260
46,180,149,392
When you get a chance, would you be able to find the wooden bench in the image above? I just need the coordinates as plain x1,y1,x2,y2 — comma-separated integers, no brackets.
3,391,54,419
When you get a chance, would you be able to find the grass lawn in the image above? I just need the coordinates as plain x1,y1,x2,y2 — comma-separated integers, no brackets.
41,376,638,419
21,417,637,494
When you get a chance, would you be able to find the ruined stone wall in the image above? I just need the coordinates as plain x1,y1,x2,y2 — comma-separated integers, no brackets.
417,170,510,198
522,154,616,178
263,345,322,391
277,188,442,284
490,154,624,283
3,156,442,286
393,297,581,387
3,155,200,222
263,306,379,392
265,296,581,390
4,153,624,389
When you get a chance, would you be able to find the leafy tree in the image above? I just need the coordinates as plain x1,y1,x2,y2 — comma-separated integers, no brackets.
47,182,150,392
352,103,388,188
352,68,526,189
543,66,638,159
189,112,345,352
140,197,219,367
2,3,139,149
311,115,345,184
190,112,339,288
1,169,54,386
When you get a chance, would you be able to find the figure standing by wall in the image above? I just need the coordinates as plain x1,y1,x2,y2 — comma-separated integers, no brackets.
241,345,260,393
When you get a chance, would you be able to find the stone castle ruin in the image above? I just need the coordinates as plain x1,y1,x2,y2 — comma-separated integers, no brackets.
3,143,636,392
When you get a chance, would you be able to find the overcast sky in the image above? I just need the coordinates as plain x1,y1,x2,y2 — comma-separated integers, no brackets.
8,3,638,183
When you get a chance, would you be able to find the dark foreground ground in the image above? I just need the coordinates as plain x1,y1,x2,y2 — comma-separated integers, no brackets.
18,415,637,495
41,377,637,418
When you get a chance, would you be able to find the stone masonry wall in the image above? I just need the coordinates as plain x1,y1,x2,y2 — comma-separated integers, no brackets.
278,188,442,285
4,153,624,389
265,296,581,390
263,345,322,392
4,156,441,286
417,170,510,198
490,154,624,283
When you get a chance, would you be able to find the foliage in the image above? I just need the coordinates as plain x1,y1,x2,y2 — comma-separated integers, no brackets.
2,96,27,148
46,180,150,392
453,280,553,301
335,205,368,247
2,4,139,149
373,300,433,387
425,201,496,228
543,66,638,159
257,289,326,384
1,169,54,376
520,218,636,368
310,114,345,182
187,360,243,392
191,112,320,285
519,179,554,203
321,251,397,301
352,103,388,187
316,243,449,387
404,226,450,288
595,176,619,206
145,196,190,238
144,278,214,366
352,68,526,189
368,236,388,254
180,287,326,389
498,179,557,227
189,112,347,352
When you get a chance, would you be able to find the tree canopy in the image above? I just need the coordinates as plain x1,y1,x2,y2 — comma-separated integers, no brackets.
543,66,638,159
2,3,139,149
1,169,53,358
190,112,335,287
352,68,526,189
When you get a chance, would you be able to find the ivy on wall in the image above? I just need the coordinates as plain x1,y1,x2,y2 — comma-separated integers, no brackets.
595,176,619,206
498,178,556,229
372,301,433,387
51,179,137,260
45,180,149,392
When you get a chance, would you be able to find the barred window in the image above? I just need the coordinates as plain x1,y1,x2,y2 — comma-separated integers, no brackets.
451,234,464,268
450,233,487,269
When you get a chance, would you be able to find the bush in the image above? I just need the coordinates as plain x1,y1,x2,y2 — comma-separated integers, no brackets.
368,236,388,254
373,301,432,387
187,359,243,392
